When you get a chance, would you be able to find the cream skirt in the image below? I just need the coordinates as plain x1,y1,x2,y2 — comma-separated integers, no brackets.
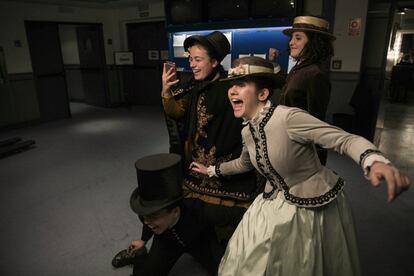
218,191,361,276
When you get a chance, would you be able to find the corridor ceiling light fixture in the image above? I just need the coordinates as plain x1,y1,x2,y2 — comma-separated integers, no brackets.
397,7,408,15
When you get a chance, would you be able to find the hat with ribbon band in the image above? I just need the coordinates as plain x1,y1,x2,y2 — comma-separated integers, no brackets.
224,56,284,88
283,16,335,40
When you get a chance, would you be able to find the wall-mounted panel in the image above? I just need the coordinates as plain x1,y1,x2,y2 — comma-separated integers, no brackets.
169,26,291,72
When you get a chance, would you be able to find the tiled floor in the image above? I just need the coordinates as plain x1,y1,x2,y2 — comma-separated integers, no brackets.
0,100,412,276
0,103,208,276
377,97,414,179
336,93,414,276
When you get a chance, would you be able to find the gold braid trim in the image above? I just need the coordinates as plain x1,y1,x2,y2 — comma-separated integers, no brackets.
171,85,194,97
189,144,233,189
196,93,213,138
184,191,251,208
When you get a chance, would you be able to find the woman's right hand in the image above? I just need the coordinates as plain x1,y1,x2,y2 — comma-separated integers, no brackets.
368,162,410,202
161,63,180,98
129,239,146,252
189,161,208,175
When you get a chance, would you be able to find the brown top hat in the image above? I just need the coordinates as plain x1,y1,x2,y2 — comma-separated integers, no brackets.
283,16,335,40
223,56,284,88
130,153,183,216
184,31,231,63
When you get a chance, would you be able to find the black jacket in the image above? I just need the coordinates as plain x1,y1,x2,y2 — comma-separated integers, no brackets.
135,199,223,275
280,61,331,121
163,70,261,201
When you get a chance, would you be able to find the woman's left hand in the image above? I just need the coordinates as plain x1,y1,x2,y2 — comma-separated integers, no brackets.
189,161,208,175
368,162,410,202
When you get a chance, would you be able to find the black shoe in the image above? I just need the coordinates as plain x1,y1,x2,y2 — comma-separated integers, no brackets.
112,247,148,268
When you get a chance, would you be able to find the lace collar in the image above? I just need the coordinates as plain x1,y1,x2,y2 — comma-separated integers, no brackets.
242,101,272,126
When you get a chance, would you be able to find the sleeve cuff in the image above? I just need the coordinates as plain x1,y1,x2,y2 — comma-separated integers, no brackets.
362,154,391,177
273,63,281,74
161,92,173,99
207,166,217,178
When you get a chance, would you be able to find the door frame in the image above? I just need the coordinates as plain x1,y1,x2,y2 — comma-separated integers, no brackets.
25,20,109,114
75,23,110,107
124,20,167,105
25,20,71,121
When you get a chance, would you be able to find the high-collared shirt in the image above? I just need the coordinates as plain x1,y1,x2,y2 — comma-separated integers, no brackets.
242,100,272,126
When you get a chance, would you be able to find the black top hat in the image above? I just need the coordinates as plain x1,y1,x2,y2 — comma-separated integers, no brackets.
283,16,336,40
184,31,231,63
224,56,284,88
130,153,183,216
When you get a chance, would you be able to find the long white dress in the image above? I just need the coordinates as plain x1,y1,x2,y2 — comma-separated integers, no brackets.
215,103,388,276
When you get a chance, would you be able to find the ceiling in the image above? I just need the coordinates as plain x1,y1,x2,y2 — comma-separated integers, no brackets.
2,0,162,9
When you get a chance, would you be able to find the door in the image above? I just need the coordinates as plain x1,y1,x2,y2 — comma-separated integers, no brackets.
25,21,70,121
358,10,394,141
76,25,109,107
126,21,168,105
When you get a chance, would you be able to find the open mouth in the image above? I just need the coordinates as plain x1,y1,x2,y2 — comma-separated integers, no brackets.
231,98,243,110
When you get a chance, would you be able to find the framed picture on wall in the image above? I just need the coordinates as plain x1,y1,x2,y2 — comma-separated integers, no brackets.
114,51,134,65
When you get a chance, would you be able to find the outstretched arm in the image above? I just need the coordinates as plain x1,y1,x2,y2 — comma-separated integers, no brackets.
285,107,411,202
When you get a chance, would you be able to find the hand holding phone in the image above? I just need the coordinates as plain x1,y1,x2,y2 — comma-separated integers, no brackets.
164,61,177,81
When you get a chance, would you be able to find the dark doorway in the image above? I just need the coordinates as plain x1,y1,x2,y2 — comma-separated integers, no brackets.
25,21,70,122
25,21,109,123
401,33,414,54
76,25,109,107
125,21,168,105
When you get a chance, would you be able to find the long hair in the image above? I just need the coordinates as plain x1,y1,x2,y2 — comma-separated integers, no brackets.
300,32,334,63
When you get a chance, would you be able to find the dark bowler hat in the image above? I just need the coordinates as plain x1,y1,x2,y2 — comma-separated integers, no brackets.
224,56,285,88
184,31,231,63
130,153,183,216
283,16,335,40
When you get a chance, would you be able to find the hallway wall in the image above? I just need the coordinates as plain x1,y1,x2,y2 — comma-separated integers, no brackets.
0,0,165,128
0,1,117,73
0,0,380,129
114,1,165,51
327,0,369,123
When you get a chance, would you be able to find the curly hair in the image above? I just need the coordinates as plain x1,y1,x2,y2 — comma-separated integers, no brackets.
299,32,334,63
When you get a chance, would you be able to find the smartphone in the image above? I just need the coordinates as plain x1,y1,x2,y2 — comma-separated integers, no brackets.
165,61,177,81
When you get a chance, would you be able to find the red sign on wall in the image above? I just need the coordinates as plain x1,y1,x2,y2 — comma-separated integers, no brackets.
348,18,361,36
